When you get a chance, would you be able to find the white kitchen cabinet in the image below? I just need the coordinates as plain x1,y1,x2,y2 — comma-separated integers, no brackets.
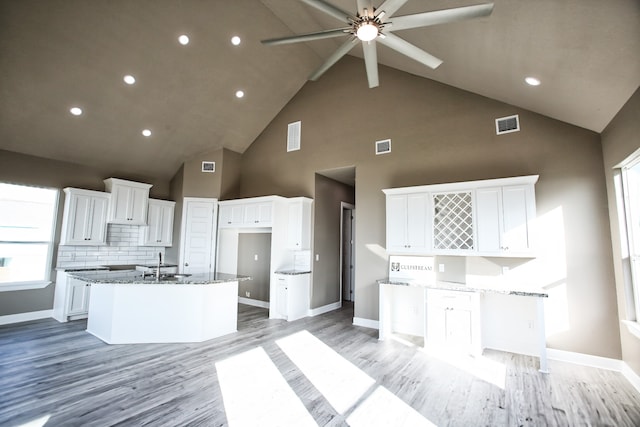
426,289,481,355
218,199,273,228
273,273,310,321
60,188,109,245
53,271,92,322
385,193,430,253
383,175,538,257
140,199,175,246
476,185,536,256
287,197,313,250
104,178,152,225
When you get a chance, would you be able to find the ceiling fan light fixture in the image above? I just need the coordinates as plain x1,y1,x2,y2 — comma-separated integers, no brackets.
356,22,378,41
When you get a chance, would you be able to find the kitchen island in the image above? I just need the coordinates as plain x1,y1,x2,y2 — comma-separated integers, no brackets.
68,270,250,344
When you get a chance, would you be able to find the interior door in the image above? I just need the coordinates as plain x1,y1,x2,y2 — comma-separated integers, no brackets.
181,198,217,274
342,205,355,302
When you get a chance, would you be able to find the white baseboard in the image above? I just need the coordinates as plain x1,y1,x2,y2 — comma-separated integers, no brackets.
0,309,53,325
308,301,341,317
547,348,640,394
353,317,379,329
238,297,269,309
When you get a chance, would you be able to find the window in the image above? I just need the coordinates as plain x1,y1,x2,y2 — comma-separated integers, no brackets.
0,183,58,291
619,152,640,323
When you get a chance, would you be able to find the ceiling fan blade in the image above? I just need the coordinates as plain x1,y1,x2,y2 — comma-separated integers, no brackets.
375,0,409,21
261,28,350,46
309,37,359,81
388,3,494,31
362,40,379,88
356,0,374,18
378,32,443,69
300,0,355,23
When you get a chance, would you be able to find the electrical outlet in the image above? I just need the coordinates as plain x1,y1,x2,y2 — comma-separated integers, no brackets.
527,320,534,329
315,254,319,261
439,264,445,273
254,254,258,261
502,266,510,275
245,291,250,298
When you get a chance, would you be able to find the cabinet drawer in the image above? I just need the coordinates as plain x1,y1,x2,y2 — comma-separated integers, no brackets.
427,289,474,310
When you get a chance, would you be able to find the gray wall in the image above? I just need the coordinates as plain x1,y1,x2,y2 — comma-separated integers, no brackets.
238,56,619,359
0,149,169,316
601,87,640,375
312,174,355,308
237,233,271,302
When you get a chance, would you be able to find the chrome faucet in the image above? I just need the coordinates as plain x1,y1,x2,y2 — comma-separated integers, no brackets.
156,252,162,280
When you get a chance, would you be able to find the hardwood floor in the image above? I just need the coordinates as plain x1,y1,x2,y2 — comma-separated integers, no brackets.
1,303,639,426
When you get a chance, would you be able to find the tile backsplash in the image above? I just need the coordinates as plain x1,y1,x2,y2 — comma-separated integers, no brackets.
56,224,165,269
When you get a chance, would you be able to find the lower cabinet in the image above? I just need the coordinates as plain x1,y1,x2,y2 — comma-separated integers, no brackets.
273,273,310,321
426,289,481,355
53,271,92,322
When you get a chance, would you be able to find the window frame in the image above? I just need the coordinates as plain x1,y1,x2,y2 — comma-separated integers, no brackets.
0,183,59,292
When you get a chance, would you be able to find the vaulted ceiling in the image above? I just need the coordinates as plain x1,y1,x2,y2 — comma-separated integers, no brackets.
1,0,638,181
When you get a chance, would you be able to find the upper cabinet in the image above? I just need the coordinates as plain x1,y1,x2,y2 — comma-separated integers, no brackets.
383,175,538,257
60,188,109,245
386,193,430,253
287,197,313,250
104,178,152,225
139,199,175,247
218,198,274,228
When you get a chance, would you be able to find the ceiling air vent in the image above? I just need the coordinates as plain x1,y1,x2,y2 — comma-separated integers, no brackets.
376,139,391,155
201,161,215,173
287,121,301,152
495,115,520,135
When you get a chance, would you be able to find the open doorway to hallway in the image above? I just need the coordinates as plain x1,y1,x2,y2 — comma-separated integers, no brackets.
341,202,355,302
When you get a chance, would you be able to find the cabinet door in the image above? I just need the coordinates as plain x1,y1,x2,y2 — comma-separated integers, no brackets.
62,192,108,245
142,201,175,246
243,203,258,224
444,308,473,349
257,203,272,225
476,187,503,253
67,279,90,316
406,193,429,252
502,185,531,253
276,278,288,319
87,196,108,243
386,194,409,252
128,186,149,224
66,194,92,243
287,201,311,249
109,184,148,224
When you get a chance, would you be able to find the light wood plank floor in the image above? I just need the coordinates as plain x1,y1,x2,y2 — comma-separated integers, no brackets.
1,303,639,426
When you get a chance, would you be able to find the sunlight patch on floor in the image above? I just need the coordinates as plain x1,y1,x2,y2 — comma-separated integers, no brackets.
215,346,317,427
17,415,50,427
347,386,437,427
423,347,506,389
276,330,375,414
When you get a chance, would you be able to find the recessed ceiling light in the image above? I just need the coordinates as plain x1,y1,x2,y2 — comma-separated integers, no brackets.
178,34,190,45
70,107,83,116
123,75,136,85
235,90,244,98
525,77,541,86
231,36,241,46
142,129,152,137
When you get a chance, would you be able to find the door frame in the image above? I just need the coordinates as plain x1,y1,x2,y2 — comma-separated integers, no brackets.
179,197,218,273
340,202,356,302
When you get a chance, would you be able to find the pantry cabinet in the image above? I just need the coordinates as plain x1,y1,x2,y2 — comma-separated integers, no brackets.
60,188,109,246
104,178,152,225
140,199,175,246
287,197,313,250
383,175,538,257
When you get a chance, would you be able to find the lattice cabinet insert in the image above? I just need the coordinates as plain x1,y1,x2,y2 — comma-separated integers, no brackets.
433,191,474,251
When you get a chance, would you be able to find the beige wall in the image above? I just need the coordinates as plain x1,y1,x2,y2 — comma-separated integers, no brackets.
601,87,640,374
0,149,170,316
238,56,619,359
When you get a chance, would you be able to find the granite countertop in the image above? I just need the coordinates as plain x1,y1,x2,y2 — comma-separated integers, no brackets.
275,270,312,275
67,269,251,285
377,278,548,298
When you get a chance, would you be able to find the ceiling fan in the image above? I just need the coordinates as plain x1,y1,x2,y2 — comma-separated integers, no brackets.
262,0,494,88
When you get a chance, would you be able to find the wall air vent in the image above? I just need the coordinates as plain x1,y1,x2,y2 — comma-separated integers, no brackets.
376,139,391,155
287,121,301,152
495,115,520,135
201,161,215,173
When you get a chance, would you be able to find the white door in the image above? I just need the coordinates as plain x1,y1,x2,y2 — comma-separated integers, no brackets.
180,198,217,274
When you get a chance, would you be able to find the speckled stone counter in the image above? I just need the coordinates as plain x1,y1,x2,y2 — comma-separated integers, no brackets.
274,270,311,275
376,278,548,298
69,270,250,285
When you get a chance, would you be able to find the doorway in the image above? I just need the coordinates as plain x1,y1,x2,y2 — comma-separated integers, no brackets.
341,203,355,302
